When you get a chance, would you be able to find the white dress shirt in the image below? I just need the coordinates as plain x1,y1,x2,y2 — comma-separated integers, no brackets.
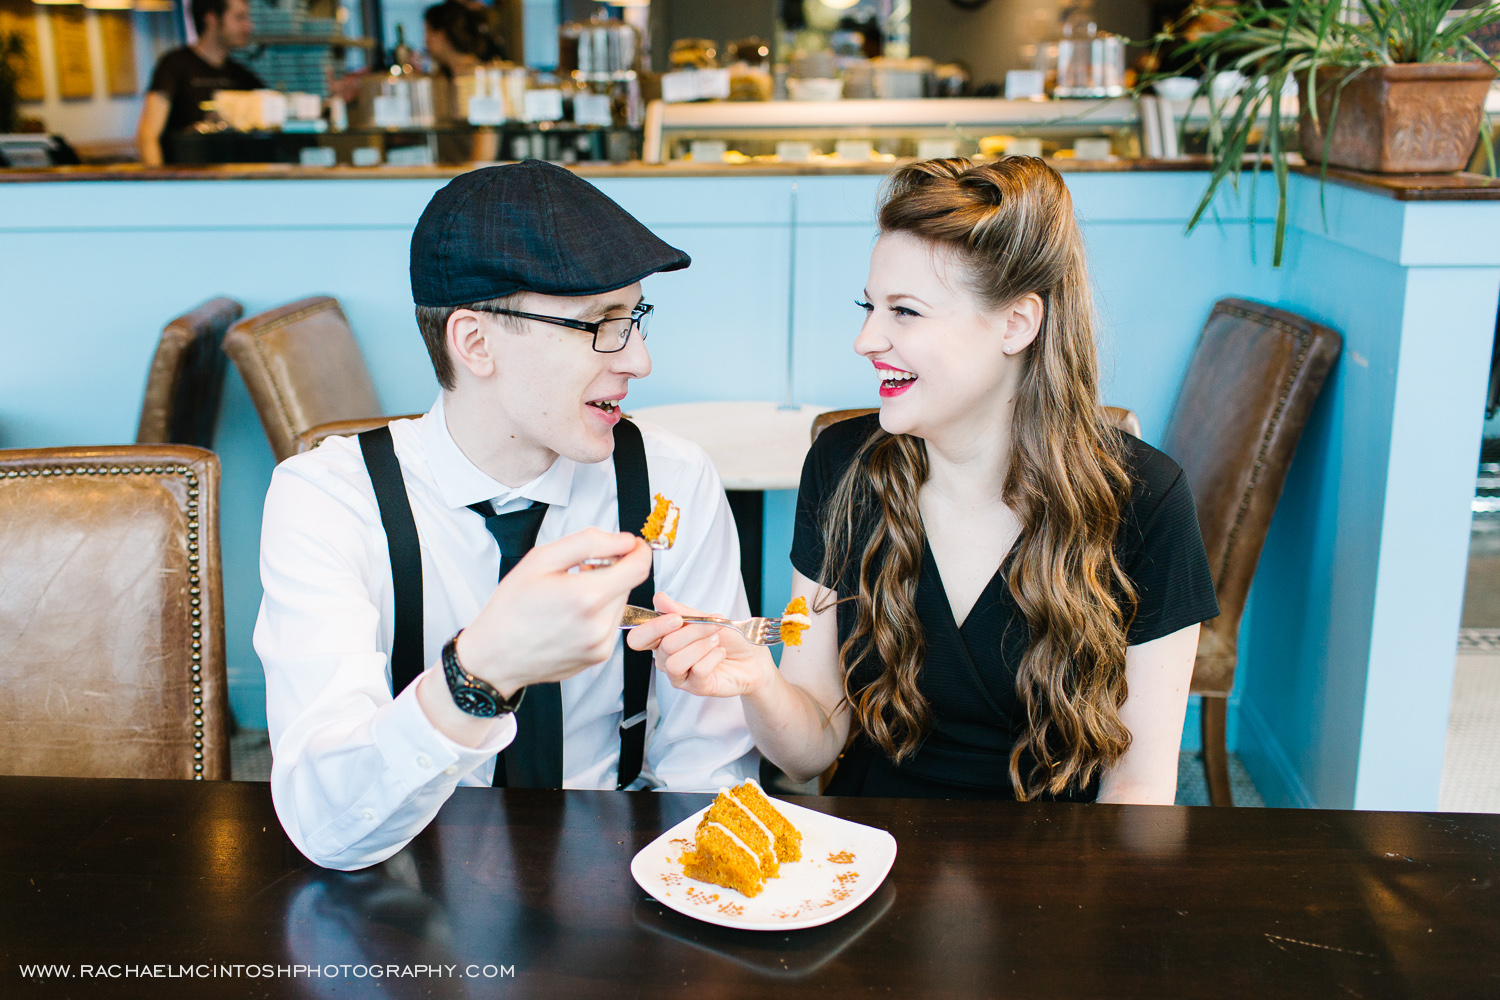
256,395,757,871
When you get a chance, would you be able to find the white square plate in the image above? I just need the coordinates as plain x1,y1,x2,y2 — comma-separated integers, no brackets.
630,798,898,931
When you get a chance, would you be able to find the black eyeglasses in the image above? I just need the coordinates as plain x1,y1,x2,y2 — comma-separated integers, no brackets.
471,301,653,353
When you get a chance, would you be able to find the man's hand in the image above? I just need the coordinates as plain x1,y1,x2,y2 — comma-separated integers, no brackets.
418,528,650,748
457,527,651,696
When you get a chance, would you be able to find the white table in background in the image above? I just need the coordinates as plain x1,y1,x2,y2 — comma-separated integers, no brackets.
630,401,836,612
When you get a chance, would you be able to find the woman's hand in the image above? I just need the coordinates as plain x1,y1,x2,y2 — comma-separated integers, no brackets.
626,593,778,699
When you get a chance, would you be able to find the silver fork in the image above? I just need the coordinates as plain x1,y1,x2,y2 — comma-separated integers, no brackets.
618,604,783,646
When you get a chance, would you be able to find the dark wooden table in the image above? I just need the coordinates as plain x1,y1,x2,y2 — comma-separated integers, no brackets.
2,776,1497,998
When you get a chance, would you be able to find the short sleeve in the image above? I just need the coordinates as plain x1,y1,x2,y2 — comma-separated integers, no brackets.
1123,469,1220,646
147,54,177,94
790,414,876,589
231,58,267,90
791,432,831,585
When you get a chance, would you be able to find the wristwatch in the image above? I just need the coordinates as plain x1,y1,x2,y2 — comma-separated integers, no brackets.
442,632,525,718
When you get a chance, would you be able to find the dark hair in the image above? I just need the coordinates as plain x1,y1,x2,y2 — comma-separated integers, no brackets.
423,1,498,60
190,0,231,36
414,294,521,391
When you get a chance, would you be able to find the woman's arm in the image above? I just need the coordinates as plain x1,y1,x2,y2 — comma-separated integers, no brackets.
1096,623,1200,805
628,569,851,784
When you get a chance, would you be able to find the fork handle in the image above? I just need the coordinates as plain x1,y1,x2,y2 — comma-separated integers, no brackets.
619,605,732,629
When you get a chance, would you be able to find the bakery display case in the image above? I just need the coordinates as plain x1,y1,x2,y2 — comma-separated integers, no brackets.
644,97,1140,163
642,95,1303,165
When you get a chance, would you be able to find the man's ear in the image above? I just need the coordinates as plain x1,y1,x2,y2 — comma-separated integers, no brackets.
1001,292,1044,356
447,310,497,379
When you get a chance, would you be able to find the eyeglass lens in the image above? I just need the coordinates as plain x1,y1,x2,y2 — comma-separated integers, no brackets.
596,308,650,352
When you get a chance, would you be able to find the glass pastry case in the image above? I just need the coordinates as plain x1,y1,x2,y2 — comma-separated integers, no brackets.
642,95,1303,165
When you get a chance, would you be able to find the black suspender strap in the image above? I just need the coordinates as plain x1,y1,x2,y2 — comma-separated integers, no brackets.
359,426,426,699
611,417,655,790
358,418,654,789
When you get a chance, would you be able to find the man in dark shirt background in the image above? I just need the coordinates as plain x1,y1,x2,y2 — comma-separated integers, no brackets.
135,0,263,165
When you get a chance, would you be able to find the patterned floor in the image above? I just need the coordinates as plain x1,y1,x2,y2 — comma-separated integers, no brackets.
230,731,1261,807
1442,637,1500,813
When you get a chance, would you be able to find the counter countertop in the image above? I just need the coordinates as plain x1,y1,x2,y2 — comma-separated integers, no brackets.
5,156,1500,200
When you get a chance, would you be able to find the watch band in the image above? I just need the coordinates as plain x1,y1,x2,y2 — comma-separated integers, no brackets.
442,632,525,718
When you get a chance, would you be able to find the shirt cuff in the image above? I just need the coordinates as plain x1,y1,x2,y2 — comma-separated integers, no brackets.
371,662,517,790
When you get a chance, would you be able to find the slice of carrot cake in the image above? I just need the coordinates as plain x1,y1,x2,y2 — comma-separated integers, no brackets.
780,596,810,646
680,779,803,898
640,493,681,549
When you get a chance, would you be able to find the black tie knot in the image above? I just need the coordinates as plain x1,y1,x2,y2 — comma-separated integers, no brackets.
469,500,550,580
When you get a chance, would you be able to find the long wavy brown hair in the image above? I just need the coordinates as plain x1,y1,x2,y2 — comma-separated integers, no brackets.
819,157,1136,799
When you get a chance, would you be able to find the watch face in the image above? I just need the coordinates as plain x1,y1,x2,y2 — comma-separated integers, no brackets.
451,686,500,718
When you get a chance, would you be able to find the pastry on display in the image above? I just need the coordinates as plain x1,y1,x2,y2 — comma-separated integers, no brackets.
680,779,803,897
779,596,811,646
641,493,681,549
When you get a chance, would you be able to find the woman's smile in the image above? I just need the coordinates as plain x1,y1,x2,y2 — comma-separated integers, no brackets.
875,361,918,398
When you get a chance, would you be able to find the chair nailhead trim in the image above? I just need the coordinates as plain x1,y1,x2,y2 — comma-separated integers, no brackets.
1,459,210,780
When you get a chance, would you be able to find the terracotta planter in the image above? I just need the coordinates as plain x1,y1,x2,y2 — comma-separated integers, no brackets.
1298,63,1496,173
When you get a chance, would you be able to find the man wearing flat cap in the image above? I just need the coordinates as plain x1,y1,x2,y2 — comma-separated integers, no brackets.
256,161,757,871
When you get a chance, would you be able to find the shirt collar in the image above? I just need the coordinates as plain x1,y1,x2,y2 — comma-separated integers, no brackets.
418,394,577,512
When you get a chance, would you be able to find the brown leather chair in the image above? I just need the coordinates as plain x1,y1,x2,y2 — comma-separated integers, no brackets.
811,404,1143,442
294,414,423,455
1162,298,1342,805
135,297,243,448
223,296,383,463
0,445,229,780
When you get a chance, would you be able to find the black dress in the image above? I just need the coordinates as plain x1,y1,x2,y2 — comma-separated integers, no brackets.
791,414,1220,801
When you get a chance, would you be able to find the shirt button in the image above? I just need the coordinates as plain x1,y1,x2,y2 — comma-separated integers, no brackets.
360,809,375,821
444,765,458,776
416,753,432,769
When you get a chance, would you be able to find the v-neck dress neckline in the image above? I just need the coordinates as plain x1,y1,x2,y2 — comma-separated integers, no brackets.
797,412,1221,801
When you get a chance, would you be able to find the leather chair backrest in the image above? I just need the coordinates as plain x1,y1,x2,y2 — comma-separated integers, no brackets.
136,297,242,448
1161,298,1342,695
223,296,383,463
811,405,1142,442
294,414,423,455
0,445,228,780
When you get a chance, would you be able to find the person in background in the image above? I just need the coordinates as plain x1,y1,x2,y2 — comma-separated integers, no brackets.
136,0,262,166
424,0,504,161
425,0,502,77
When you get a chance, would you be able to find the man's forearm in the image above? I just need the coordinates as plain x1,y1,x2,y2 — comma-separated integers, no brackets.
269,677,516,870
137,133,162,167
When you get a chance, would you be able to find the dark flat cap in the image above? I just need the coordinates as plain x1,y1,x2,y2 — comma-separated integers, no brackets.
410,160,691,307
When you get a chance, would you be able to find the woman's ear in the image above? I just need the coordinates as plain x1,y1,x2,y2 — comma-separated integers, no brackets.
447,309,496,379
1001,292,1045,356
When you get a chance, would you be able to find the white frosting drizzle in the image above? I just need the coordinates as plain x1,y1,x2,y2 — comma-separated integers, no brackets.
718,785,777,865
781,613,811,627
701,821,757,866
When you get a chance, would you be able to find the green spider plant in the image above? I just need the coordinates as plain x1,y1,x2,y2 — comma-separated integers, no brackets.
1168,0,1500,265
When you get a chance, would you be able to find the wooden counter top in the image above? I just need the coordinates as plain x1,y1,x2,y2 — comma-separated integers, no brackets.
5,156,1499,200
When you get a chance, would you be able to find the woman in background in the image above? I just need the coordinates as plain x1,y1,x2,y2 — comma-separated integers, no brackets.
632,157,1220,804
424,0,504,161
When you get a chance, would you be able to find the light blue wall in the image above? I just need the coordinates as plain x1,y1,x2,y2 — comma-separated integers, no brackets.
3,168,1495,811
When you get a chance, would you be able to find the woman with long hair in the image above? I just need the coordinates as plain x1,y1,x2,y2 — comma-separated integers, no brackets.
631,158,1219,803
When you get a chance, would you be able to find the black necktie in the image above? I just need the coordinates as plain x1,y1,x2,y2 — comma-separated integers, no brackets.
468,499,560,789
